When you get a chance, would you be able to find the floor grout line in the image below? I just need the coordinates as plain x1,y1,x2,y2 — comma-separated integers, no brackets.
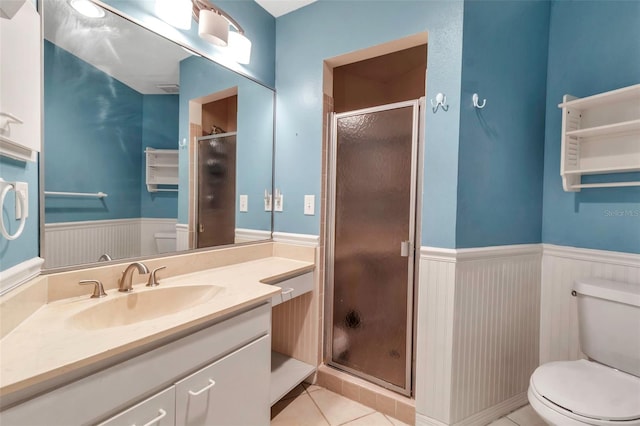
382,414,399,425
306,387,332,426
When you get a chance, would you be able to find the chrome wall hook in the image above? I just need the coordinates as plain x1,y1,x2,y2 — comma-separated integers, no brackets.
472,93,486,109
431,93,448,113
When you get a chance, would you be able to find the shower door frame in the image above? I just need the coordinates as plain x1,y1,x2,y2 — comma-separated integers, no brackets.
325,99,424,396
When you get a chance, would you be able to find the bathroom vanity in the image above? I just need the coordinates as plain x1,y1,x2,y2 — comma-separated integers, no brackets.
0,249,316,425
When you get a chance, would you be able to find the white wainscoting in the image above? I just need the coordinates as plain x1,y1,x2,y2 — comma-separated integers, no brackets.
539,244,640,365
416,245,541,426
44,218,176,268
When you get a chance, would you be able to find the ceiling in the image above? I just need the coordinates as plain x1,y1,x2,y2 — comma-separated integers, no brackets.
254,0,317,18
43,0,318,94
44,0,191,94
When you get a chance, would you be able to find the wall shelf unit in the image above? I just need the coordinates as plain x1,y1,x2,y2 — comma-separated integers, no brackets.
145,148,179,193
559,84,640,192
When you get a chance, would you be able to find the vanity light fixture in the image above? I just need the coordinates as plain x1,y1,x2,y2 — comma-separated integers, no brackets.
192,0,252,64
155,0,192,30
69,0,105,18
198,9,229,46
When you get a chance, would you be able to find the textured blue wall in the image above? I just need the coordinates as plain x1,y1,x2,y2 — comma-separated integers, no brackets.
275,0,465,247
101,0,276,88
44,41,143,223
141,95,179,218
541,0,640,253
456,0,549,248
178,56,274,231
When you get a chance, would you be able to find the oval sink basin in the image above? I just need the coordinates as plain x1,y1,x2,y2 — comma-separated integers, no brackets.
69,285,223,330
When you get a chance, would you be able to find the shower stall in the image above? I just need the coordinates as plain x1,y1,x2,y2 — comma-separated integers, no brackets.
326,99,422,395
196,132,237,248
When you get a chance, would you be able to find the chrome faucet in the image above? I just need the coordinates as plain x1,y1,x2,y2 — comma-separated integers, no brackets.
118,262,149,292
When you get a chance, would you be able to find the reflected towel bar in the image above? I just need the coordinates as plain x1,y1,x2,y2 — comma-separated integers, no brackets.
45,191,108,198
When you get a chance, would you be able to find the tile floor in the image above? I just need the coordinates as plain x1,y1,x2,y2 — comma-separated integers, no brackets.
271,384,547,426
271,383,410,426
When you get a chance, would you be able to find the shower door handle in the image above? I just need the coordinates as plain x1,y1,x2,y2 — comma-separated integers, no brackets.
400,241,412,257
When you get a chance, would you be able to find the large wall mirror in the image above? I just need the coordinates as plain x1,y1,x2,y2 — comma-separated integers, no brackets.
41,0,274,270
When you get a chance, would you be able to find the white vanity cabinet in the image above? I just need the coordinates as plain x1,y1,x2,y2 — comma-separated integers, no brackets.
0,303,271,426
98,387,176,426
175,335,270,425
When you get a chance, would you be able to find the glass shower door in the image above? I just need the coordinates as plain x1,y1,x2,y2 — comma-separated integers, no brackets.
196,133,236,248
328,101,419,394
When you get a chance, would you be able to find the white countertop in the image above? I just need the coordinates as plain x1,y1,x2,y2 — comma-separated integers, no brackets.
0,257,314,398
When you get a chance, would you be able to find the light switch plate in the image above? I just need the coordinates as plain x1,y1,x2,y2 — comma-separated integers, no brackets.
304,195,315,215
274,193,283,212
264,193,272,211
239,194,248,212
15,182,28,219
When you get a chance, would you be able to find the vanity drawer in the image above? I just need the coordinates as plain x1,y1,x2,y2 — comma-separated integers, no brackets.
175,335,270,426
97,386,175,426
270,272,314,307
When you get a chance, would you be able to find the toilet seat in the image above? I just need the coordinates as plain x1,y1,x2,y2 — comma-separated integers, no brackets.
528,360,640,425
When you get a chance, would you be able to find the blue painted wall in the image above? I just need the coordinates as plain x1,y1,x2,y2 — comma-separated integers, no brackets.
141,95,179,218
274,0,465,247
178,56,274,231
541,0,640,253
101,0,276,88
44,41,143,223
456,0,549,248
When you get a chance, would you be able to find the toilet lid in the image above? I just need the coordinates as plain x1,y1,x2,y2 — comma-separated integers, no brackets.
531,360,640,421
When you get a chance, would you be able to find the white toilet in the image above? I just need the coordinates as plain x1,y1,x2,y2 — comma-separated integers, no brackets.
528,277,640,425
154,232,176,254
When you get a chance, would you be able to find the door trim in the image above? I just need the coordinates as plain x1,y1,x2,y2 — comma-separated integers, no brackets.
325,100,421,396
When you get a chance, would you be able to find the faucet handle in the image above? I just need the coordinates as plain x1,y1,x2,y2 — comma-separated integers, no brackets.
147,266,167,287
79,280,107,298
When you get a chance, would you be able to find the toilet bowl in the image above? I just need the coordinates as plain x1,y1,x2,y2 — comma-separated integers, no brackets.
528,278,640,425
154,232,176,254
528,359,640,425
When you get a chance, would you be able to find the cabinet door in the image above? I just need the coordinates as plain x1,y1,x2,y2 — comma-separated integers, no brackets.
97,387,175,426
175,335,270,426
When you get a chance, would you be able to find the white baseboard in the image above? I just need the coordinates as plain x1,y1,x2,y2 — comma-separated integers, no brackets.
0,257,44,296
416,393,526,426
272,232,319,247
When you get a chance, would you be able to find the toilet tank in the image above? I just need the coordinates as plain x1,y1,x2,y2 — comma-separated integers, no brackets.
574,277,640,377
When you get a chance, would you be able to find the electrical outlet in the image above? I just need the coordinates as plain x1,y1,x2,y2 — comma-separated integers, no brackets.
239,194,248,212
15,182,28,219
304,195,315,215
